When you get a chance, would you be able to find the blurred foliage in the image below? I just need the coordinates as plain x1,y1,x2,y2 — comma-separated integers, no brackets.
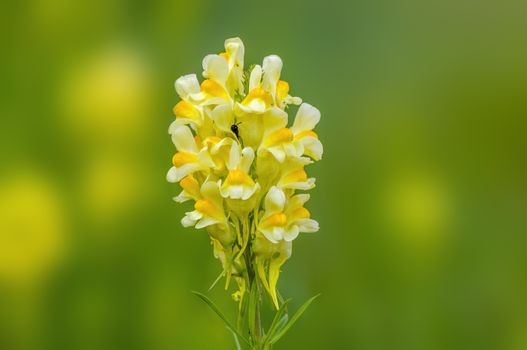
0,0,526,349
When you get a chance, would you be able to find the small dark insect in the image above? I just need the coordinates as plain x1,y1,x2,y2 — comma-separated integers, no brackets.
231,122,241,138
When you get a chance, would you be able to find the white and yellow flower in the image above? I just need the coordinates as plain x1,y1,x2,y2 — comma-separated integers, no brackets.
169,75,206,133
282,193,319,241
181,181,227,229
166,125,215,182
235,55,300,115
290,103,323,160
173,174,201,203
193,38,246,108
221,37,245,95
168,37,322,311
277,156,316,190
219,142,259,200
175,73,202,104
257,186,319,243
200,135,233,174
211,103,237,136
256,109,296,163
276,79,302,109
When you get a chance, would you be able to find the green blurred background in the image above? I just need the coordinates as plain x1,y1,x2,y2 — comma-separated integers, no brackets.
1,0,526,349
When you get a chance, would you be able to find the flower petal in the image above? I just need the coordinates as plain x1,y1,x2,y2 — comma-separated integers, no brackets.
229,185,243,199
181,210,201,227
210,137,233,155
202,54,229,85
267,147,286,163
201,181,223,207
174,190,191,203
166,166,178,183
175,74,200,100
262,55,283,98
291,103,321,134
259,228,278,244
291,193,310,207
197,148,215,168
271,227,285,241
296,218,319,233
196,217,220,229
239,147,255,173
283,225,300,241
227,141,241,170
249,64,262,91
224,37,245,69
265,186,286,213
174,163,200,182
300,136,323,160
171,125,198,153
211,104,234,132
241,183,259,200
263,107,288,134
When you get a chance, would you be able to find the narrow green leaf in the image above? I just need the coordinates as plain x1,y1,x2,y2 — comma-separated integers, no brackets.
226,326,242,350
191,291,250,345
265,298,291,342
273,315,289,336
269,294,321,344
208,270,225,291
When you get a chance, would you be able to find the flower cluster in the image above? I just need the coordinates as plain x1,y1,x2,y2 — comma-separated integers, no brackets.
167,37,322,308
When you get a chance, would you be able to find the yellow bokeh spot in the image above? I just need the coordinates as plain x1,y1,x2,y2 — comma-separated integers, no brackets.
81,154,149,225
0,173,66,286
384,172,451,257
61,46,152,140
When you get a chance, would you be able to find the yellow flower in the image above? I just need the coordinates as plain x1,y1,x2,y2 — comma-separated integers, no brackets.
277,156,316,190
257,110,296,162
202,135,233,173
174,175,201,203
291,103,323,160
276,80,302,109
235,55,301,116
167,37,323,312
175,73,202,102
221,37,245,95
219,142,259,200
258,186,319,243
166,125,215,182
181,181,227,229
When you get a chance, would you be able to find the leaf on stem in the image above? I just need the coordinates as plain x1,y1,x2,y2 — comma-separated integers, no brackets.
269,294,321,345
226,326,243,350
191,291,250,346
208,270,225,291
264,298,291,344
